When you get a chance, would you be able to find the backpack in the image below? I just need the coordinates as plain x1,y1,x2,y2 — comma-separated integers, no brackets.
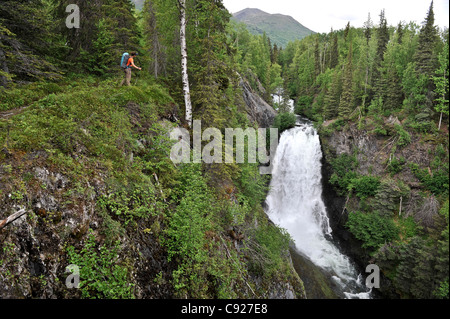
120,52,130,69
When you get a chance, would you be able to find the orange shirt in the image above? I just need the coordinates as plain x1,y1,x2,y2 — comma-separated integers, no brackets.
127,57,134,68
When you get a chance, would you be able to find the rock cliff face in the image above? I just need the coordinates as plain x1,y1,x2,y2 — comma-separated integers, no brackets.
0,83,304,300
319,119,447,298
0,134,175,299
240,78,277,128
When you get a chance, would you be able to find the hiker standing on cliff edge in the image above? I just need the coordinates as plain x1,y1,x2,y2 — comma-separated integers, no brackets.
120,52,141,86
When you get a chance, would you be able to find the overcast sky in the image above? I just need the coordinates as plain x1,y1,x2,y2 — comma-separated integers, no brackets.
223,0,449,33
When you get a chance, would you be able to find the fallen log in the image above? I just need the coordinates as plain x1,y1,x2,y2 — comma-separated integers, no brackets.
0,208,27,230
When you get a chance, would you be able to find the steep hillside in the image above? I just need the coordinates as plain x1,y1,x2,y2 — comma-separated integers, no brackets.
0,76,304,299
319,116,449,299
232,8,315,48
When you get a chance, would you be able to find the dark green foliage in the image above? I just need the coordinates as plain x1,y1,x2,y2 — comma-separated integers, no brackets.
372,10,390,102
329,153,359,194
272,112,296,134
294,95,314,116
373,178,410,217
392,236,447,299
338,41,354,119
383,66,404,111
323,69,342,120
66,231,134,299
387,156,407,175
410,163,449,196
248,222,292,276
348,175,380,199
329,33,339,69
54,0,139,74
346,211,399,251
414,1,439,77
0,0,61,85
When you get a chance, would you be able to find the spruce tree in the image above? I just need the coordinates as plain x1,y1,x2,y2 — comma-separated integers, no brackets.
415,1,439,77
362,13,374,112
54,0,139,73
0,0,60,85
363,13,373,45
54,0,103,63
272,43,279,64
373,9,390,102
434,40,449,130
323,69,342,119
188,0,235,129
413,1,439,119
384,65,404,110
397,22,404,45
314,38,321,77
338,41,354,119
142,0,165,78
329,33,339,69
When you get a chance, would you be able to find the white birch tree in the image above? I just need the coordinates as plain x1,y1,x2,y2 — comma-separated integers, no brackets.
178,0,193,128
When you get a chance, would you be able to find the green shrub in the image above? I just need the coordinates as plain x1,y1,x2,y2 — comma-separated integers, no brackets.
387,156,406,175
346,211,400,251
398,216,419,239
410,163,449,195
329,153,359,194
272,112,296,134
394,124,411,147
98,181,163,225
348,175,381,199
237,163,269,210
248,222,292,277
66,231,134,299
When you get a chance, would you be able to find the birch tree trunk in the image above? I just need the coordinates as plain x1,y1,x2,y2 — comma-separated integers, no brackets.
178,0,193,128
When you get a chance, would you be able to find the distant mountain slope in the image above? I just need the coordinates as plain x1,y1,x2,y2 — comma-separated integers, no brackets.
232,8,315,48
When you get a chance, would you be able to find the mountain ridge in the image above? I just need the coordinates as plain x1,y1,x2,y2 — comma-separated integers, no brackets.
232,8,315,48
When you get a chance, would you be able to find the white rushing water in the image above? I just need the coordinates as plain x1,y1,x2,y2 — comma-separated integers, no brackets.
265,118,371,299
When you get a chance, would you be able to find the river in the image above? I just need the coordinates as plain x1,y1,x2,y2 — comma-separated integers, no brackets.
265,117,372,299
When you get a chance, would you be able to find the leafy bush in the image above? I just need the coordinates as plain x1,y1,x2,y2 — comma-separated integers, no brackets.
294,95,313,116
272,112,296,134
66,231,134,299
394,124,411,147
346,211,400,251
237,163,269,210
387,156,406,175
247,222,292,277
348,175,381,199
98,181,164,225
164,164,215,296
329,153,359,194
398,216,419,239
410,163,449,195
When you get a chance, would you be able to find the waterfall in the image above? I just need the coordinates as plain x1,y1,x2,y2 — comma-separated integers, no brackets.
265,118,371,299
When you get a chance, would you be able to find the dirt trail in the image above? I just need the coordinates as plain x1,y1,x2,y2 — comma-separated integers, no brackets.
0,106,29,120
